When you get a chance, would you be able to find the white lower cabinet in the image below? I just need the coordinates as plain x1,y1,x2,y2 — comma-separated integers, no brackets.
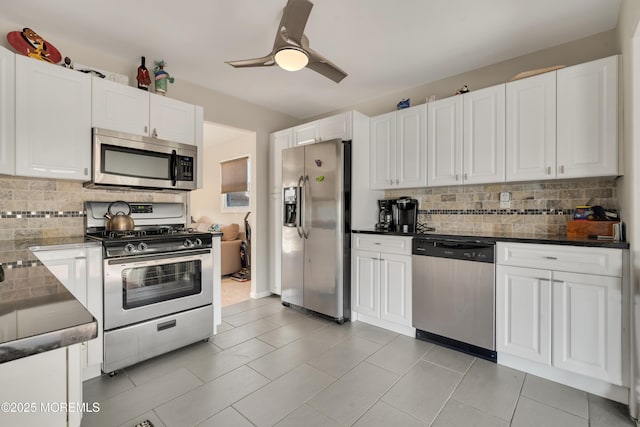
496,242,626,401
552,271,622,384
33,245,104,380
352,235,413,336
496,265,551,365
0,344,83,427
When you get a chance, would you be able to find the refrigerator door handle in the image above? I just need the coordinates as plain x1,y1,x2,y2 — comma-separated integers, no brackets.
296,176,304,238
302,175,311,239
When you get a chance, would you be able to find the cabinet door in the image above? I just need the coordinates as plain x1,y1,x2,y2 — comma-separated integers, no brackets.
91,76,150,137
552,271,622,384
369,111,396,189
427,96,463,186
379,253,411,326
496,265,551,365
269,129,294,194
0,46,15,175
0,347,68,427
506,72,556,182
557,55,618,178
149,93,196,144
396,105,427,188
269,193,283,295
352,250,379,318
15,56,91,180
463,85,505,184
293,121,319,145
33,248,88,304
318,112,352,141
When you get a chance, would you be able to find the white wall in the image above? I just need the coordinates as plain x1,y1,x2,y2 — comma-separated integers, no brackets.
616,0,640,417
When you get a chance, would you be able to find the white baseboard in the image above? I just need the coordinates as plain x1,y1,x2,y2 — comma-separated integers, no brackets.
354,313,415,337
251,290,274,299
499,353,629,404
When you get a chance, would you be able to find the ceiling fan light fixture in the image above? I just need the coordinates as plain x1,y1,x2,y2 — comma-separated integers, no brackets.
275,47,309,71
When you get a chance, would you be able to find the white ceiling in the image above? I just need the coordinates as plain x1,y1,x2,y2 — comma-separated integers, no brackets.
1,0,621,119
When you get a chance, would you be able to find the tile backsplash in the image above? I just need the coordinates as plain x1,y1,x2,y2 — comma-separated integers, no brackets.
0,175,186,241
385,178,619,236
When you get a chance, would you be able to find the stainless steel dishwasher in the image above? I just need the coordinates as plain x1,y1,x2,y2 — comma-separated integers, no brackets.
412,237,496,361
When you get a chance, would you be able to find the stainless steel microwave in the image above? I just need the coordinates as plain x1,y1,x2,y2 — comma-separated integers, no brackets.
84,128,197,191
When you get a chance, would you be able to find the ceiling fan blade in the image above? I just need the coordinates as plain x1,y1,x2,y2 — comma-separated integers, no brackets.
274,0,313,49
225,55,275,68
306,48,347,83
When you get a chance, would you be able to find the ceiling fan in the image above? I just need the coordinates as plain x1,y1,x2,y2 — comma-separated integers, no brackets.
225,0,347,83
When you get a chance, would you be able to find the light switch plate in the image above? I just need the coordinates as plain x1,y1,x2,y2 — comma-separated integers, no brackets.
500,192,511,209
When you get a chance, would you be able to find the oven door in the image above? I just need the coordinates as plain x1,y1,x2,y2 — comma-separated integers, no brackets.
104,249,213,330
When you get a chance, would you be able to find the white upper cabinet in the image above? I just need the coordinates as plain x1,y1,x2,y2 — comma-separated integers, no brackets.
92,77,199,145
506,71,557,181
149,92,196,144
15,56,91,180
370,104,427,190
427,95,463,186
0,46,15,176
429,86,506,187
293,112,352,145
463,85,506,184
92,76,149,137
370,111,396,189
269,128,294,194
557,55,619,178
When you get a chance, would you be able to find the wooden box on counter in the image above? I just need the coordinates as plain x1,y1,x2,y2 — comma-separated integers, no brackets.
567,220,620,238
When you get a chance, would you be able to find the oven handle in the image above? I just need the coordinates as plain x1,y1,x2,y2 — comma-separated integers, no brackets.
107,249,211,265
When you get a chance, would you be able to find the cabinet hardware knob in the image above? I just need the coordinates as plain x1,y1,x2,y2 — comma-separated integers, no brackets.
389,179,394,185
152,128,158,138
547,166,551,175
559,165,564,174
396,179,400,184
455,174,459,181
543,256,558,260
144,126,148,134
463,173,468,180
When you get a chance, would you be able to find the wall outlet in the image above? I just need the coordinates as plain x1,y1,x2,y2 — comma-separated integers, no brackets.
500,192,511,209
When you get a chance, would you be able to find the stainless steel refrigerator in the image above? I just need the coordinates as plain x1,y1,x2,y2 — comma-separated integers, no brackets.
281,138,350,322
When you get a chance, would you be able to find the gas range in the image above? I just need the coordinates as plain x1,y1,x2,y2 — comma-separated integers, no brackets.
85,201,212,258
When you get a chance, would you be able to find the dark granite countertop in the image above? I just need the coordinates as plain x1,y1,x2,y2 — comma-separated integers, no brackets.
352,229,630,249
0,239,98,363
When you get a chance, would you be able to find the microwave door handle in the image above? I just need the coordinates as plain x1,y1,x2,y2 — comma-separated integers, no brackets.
170,150,178,186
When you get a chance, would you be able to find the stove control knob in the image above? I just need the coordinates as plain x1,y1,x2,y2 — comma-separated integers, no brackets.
183,239,194,248
137,242,148,252
194,238,202,247
124,243,136,253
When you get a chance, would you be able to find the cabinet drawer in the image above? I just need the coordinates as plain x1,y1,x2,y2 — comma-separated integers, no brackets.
496,242,622,277
352,234,412,255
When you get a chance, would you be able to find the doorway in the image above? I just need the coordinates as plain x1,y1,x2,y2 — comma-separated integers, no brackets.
190,121,256,307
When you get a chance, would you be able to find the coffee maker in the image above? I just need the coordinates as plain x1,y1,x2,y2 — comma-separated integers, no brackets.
393,197,418,233
375,200,394,231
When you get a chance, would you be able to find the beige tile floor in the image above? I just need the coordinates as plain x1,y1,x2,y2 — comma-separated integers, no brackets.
221,277,251,307
81,296,636,427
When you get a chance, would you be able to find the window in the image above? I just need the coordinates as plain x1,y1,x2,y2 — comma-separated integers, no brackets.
220,156,250,211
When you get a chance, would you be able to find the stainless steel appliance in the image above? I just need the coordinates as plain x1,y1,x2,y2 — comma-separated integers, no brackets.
84,128,197,191
375,199,394,231
85,201,213,372
281,139,350,322
412,236,496,361
393,197,418,233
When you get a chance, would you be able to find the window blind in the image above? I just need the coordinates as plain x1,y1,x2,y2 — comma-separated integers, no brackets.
220,156,248,193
